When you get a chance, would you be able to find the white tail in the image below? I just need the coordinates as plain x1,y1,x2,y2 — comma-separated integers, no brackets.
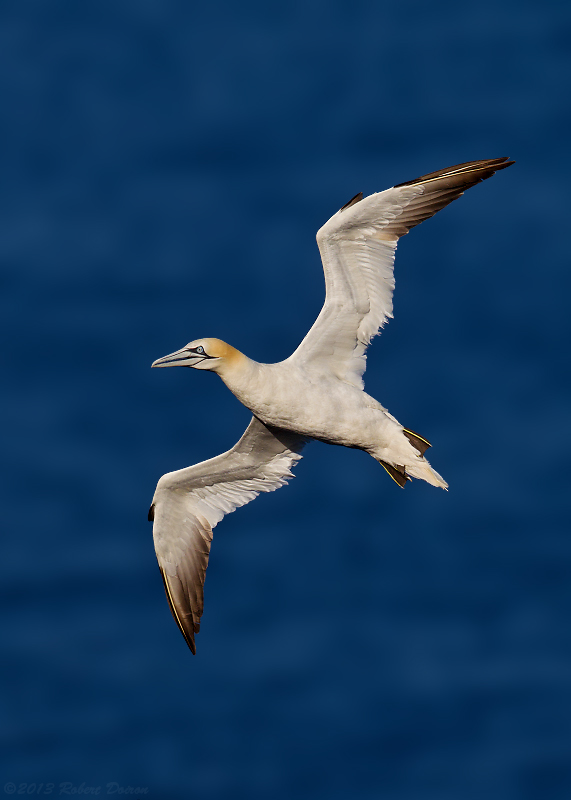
406,458,448,490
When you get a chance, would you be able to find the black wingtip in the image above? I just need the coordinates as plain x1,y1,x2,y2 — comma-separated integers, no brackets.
340,191,363,211
394,157,515,188
158,566,198,655
148,504,155,522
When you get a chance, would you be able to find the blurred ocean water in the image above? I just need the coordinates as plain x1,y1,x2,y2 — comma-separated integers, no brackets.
1,0,570,797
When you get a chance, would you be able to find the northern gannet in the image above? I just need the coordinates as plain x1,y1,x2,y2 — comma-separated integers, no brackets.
149,157,514,653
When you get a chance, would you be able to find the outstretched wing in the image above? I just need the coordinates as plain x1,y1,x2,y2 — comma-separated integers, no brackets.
290,157,514,389
149,417,307,653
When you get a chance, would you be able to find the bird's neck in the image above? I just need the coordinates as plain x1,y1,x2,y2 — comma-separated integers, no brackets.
215,349,263,409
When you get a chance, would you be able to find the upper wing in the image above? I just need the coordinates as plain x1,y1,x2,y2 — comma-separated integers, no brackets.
290,157,514,389
149,417,307,653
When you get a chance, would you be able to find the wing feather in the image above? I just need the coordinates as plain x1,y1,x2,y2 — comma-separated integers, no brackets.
150,417,307,653
290,157,514,388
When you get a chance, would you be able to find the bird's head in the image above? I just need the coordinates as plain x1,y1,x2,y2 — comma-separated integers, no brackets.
151,338,242,373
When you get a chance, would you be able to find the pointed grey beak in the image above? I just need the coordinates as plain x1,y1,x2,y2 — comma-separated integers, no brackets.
152,347,202,368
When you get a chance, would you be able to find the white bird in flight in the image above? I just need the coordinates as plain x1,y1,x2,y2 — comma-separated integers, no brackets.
149,157,514,653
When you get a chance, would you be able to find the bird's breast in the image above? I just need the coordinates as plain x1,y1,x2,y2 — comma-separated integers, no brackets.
222,362,378,447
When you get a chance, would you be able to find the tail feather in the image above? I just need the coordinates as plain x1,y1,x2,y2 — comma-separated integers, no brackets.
378,425,448,490
405,458,448,489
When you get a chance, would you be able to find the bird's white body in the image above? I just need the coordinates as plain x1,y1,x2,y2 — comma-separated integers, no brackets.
149,157,514,653
219,357,432,478
221,357,381,443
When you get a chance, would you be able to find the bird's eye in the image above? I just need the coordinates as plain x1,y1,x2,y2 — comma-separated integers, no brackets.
196,346,205,354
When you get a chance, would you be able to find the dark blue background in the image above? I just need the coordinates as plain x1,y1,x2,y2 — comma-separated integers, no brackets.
2,0,570,797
